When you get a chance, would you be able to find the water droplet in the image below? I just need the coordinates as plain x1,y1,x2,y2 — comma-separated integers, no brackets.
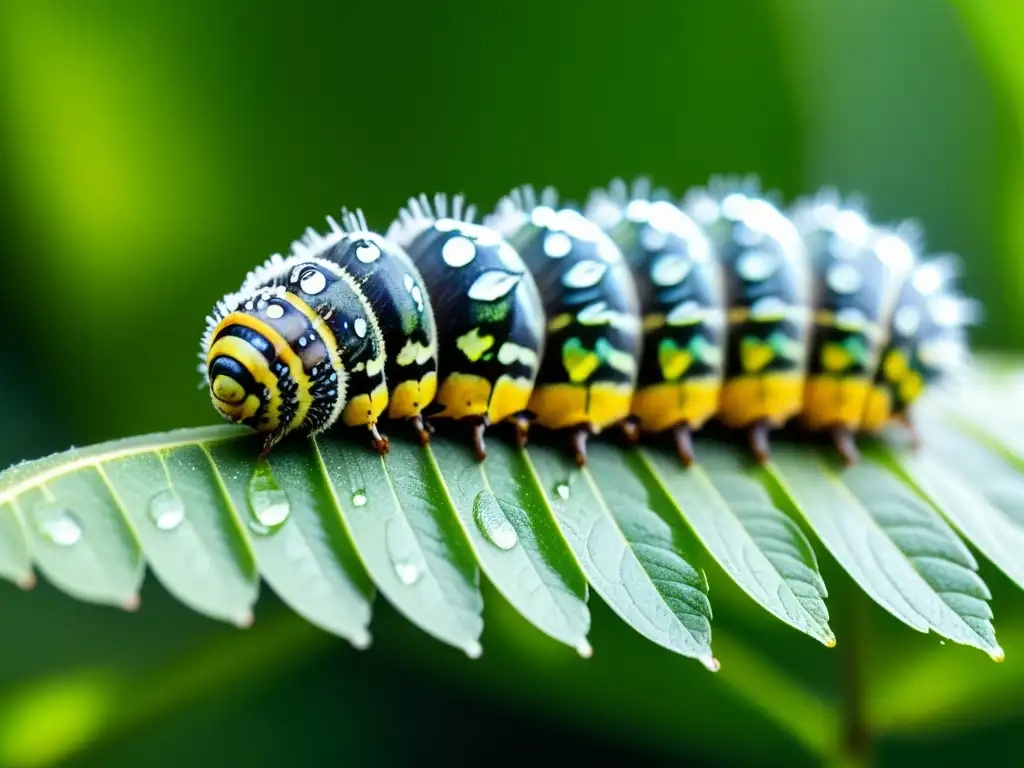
34,502,82,546
700,656,721,673
17,572,37,591
555,483,570,501
247,464,290,535
576,639,593,659
236,611,255,629
472,491,518,551
122,594,141,612
351,630,373,650
939,640,946,646
465,641,483,659
395,563,421,585
351,491,368,508
148,489,185,531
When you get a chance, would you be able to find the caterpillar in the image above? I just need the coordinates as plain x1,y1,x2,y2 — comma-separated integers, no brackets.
197,175,976,467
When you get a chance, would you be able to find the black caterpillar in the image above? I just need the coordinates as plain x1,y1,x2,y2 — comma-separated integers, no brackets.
198,176,977,467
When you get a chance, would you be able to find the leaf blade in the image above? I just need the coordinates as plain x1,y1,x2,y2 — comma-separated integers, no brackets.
771,444,1003,659
428,436,591,653
206,439,374,643
102,445,258,626
526,442,715,668
645,443,834,646
316,435,484,656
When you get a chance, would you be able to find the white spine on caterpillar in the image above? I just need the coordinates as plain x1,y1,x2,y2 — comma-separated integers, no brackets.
386,192,480,248
196,283,288,381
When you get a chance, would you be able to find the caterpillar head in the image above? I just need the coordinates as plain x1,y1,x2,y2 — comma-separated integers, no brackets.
199,260,349,454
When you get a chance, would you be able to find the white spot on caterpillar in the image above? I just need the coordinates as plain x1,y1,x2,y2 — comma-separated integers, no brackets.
577,301,639,331
354,318,367,338
826,263,862,294
266,303,285,320
749,296,789,320
468,270,522,302
666,300,702,326
562,260,607,290
411,286,424,312
651,254,692,287
497,342,538,369
442,236,477,267
396,339,434,366
403,274,414,291
543,232,572,258
300,268,327,295
736,249,778,282
835,307,868,330
366,356,385,376
356,243,380,263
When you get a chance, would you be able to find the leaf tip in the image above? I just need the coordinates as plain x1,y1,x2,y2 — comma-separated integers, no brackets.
351,630,373,651
465,641,483,660
235,610,255,629
824,632,837,648
990,646,1006,663
575,639,593,659
121,594,141,612
700,655,721,673
17,571,36,591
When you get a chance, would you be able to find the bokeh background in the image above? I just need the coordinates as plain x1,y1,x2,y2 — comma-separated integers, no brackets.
1,0,1023,765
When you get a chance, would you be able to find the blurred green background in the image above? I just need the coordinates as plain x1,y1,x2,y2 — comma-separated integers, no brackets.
2,0,1023,765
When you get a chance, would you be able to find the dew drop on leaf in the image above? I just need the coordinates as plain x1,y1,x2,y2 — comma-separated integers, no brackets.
394,563,422,585
147,488,185,531
351,491,368,508
34,502,82,546
246,463,290,536
554,482,571,501
472,490,518,551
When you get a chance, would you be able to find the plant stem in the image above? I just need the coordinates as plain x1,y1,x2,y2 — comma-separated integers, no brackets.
834,582,872,767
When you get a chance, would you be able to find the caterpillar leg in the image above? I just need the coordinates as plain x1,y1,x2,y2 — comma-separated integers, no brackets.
472,416,491,462
571,424,594,468
412,415,432,446
831,424,860,466
512,413,531,450
747,419,773,465
621,417,641,445
673,423,696,468
369,423,391,456
893,412,921,451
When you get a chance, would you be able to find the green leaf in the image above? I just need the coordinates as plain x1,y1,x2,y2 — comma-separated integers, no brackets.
644,443,834,647
207,439,375,646
0,500,33,589
428,437,591,654
315,437,484,657
889,415,1024,592
526,442,716,669
770,444,1003,660
7,466,143,609
102,444,258,627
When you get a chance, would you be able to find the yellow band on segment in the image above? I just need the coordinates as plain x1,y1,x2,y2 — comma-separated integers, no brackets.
861,386,893,433
487,376,533,425
342,380,390,427
432,373,492,421
387,371,438,420
631,380,721,434
800,376,872,431
209,311,312,433
528,382,633,432
207,334,284,431
282,292,347,429
717,374,804,429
